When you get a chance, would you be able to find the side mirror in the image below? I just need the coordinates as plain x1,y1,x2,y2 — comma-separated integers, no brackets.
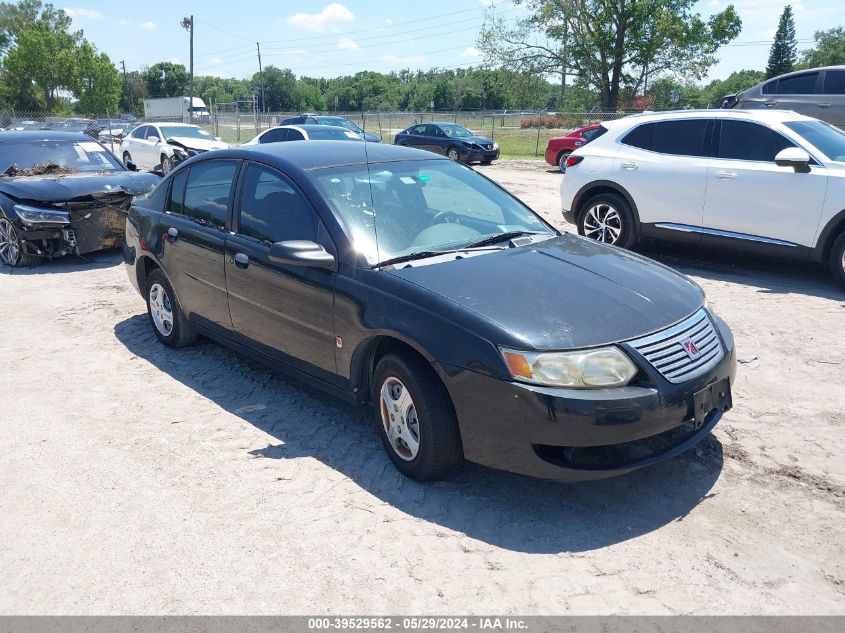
268,240,335,269
125,160,138,172
147,135,160,143
775,147,811,173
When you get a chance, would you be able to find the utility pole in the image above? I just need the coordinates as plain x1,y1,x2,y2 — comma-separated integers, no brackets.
181,15,194,123
119,60,131,113
256,42,266,127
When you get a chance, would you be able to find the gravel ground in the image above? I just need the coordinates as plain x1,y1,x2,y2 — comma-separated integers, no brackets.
1,160,843,615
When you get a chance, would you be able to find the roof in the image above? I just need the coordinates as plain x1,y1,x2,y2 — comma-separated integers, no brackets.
0,130,98,143
147,122,202,128
214,140,444,171
603,108,818,130
764,65,845,81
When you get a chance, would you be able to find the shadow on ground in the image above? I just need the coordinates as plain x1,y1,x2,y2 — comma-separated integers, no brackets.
0,249,122,276
114,313,724,554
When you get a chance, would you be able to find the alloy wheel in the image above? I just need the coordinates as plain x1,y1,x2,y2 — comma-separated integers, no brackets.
161,156,173,175
583,203,623,244
148,283,174,337
0,218,20,265
379,377,420,461
447,148,459,161
558,152,570,172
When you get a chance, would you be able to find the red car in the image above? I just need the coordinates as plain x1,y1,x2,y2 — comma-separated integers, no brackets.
544,124,604,172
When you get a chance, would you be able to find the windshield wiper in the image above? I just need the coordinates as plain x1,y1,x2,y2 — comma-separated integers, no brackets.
461,230,546,249
374,250,447,268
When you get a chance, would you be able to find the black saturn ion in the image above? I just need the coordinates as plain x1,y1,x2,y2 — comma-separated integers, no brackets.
123,141,735,482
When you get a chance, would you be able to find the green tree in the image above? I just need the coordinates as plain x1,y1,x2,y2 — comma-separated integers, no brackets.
144,62,189,98
0,0,73,55
800,27,845,67
701,69,764,107
75,41,121,115
2,23,77,109
479,0,742,111
766,5,797,79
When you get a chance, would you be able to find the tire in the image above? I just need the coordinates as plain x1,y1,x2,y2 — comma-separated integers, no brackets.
0,217,38,267
557,150,571,173
446,146,461,161
122,151,132,167
829,231,845,288
577,192,637,249
160,154,173,175
371,351,463,481
145,269,198,347
481,160,493,165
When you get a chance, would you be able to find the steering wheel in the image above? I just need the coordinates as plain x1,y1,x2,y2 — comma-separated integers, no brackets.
430,211,462,225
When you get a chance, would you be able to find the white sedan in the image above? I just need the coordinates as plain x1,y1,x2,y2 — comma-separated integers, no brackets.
242,124,362,145
560,109,845,285
120,123,229,174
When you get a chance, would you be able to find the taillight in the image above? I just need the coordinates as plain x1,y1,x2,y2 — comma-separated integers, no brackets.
566,155,584,168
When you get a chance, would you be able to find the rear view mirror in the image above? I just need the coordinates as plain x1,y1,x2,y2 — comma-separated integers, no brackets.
125,160,138,172
268,240,335,269
775,147,811,173
147,135,160,143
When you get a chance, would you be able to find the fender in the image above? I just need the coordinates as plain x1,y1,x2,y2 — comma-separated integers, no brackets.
570,179,643,238
810,208,845,263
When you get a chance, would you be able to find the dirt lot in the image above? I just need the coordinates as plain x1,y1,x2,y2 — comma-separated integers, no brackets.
1,160,843,615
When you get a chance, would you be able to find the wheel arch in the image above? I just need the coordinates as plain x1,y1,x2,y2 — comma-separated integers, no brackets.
811,208,845,263
135,253,172,295
572,180,643,239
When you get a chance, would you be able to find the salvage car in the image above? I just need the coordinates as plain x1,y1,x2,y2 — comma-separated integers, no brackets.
120,123,229,174
394,122,499,164
123,142,735,482
0,131,159,267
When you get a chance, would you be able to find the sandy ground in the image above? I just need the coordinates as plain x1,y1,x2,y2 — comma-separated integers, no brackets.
1,160,843,615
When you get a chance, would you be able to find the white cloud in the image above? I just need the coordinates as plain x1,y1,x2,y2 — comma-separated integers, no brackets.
209,57,223,66
286,3,354,33
462,47,482,58
138,21,157,30
118,19,128,26
169,57,181,65
337,37,360,51
63,7,103,20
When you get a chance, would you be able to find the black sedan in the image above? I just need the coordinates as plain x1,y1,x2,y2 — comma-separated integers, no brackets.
394,122,499,164
0,131,159,267
123,141,735,482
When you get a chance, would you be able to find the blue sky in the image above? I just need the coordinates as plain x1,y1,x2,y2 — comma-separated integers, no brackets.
60,0,843,82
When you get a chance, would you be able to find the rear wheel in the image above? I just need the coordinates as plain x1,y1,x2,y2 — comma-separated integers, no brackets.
830,231,845,288
0,217,37,267
145,269,198,347
557,150,571,173
577,193,637,249
372,351,462,481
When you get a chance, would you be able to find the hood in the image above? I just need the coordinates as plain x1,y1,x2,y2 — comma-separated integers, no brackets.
0,170,160,204
463,135,495,146
166,136,229,151
361,131,381,143
388,234,704,350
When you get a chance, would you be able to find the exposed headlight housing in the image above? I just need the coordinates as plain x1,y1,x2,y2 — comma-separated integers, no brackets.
500,346,638,388
493,142,499,150
13,204,70,225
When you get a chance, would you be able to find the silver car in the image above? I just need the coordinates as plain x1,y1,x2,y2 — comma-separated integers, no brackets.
723,65,845,128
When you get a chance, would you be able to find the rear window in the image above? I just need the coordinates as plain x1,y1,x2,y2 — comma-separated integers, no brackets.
776,72,819,95
621,123,655,150
823,70,845,95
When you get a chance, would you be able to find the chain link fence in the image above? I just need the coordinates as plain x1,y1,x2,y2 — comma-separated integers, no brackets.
3,107,630,159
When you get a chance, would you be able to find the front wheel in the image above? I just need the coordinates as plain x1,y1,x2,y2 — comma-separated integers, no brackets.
372,352,463,481
122,151,133,167
830,231,845,288
160,154,173,175
446,147,460,161
145,269,198,347
0,217,37,267
577,193,637,249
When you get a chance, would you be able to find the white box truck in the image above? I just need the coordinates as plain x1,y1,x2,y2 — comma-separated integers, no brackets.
143,97,210,122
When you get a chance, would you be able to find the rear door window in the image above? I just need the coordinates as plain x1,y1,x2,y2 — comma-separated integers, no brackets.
181,160,239,230
718,120,795,162
651,120,711,157
776,72,819,95
823,70,845,95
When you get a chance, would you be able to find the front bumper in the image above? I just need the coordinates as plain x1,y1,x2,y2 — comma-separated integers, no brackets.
461,148,500,163
438,316,736,481
14,205,127,259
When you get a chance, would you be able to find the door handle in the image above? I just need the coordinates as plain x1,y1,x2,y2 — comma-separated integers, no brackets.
166,227,178,243
233,252,250,269
620,162,639,170
818,103,832,108
764,101,776,107
715,171,737,180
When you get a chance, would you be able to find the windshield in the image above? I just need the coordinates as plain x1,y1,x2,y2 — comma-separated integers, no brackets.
785,120,845,162
318,117,363,133
159,126,213,140
0,139,123,175
310,159,552,265
439,124,474,138
308,127,362,141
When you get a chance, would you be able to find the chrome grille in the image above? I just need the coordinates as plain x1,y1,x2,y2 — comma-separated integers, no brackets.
627,309,724,384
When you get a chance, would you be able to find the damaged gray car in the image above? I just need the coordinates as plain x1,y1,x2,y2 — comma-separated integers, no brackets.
0,131,159,267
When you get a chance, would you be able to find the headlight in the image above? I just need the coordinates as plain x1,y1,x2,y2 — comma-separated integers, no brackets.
13,204,70,225
493,142,499,150
500,346,637,388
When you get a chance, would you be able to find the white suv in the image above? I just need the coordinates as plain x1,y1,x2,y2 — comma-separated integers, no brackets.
560,110,845,285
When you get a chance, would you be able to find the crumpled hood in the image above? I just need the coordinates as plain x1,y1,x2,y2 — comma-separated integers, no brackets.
0,170,160,203
463,135,495,146
388,234,704,350
166,136,229,151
